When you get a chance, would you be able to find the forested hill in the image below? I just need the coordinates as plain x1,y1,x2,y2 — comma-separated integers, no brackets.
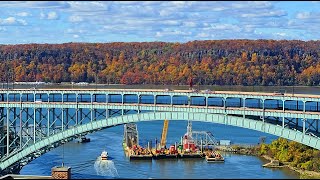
0,40,320,86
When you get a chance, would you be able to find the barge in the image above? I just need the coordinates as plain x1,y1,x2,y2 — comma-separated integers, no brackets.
122,122,225,163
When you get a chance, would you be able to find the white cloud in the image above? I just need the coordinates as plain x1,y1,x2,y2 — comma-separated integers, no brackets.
67,1,110,12
241,10,287,18
231,1,273,9
0,17,27,26
0,1,319,43
196,32,210,38
47,11,58,20
0,1,70,9
159,10,172,17
162,20,181,26
2,17,15,25
210,24,241,32
183,22,196,27
168,1,195,7
296,12,309,19
40,12,45,19
69,15,83,23
40,11,59,20
296,12,320,19
275,32,286,36
16,12,31,17
66,28,87,34
156,30,192,37
0,27,6,31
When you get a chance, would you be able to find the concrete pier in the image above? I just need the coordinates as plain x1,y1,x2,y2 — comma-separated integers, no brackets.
51,166,71,179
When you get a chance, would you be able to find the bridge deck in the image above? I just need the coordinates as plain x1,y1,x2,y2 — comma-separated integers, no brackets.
0,88,319,98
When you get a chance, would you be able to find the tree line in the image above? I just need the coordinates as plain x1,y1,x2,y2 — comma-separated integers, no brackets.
258,137,320,172
0,40,320,86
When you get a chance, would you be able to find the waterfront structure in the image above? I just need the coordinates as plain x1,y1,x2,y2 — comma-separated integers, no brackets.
1,88,320,174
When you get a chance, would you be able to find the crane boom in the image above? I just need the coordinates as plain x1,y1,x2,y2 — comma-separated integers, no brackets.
160,119,169,148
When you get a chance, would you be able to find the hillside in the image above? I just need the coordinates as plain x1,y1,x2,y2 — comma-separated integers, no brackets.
0,40,319,86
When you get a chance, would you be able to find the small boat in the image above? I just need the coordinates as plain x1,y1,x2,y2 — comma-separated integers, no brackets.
205,151,224,162
100,150,108,160
77,136,90,143
205,155,224,162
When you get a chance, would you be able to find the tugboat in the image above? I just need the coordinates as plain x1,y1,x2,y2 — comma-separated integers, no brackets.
100,150,109,160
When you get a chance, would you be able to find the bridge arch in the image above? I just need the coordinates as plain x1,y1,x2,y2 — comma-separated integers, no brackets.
1,111,320,173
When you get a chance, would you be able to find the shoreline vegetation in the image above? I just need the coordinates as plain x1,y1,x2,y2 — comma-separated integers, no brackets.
216,138,320,179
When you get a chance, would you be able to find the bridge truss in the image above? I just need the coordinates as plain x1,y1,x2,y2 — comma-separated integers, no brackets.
1,88,320,175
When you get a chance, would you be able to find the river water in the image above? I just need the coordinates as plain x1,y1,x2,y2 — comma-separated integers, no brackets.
15,84,313,178
19,121,300,179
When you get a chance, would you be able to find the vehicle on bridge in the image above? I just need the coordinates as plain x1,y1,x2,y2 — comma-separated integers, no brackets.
35,99,42,103
273,91,284,96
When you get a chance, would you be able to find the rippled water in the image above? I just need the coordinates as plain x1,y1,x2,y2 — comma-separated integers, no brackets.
94,159,119,178
20,121,300,179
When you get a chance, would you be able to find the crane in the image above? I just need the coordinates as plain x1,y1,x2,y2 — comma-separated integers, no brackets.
160,119,169,148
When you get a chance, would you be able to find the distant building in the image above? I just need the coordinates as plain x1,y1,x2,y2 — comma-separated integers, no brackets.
219,140,231,146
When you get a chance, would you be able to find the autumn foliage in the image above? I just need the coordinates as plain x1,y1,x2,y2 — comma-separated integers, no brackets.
0,40,320,86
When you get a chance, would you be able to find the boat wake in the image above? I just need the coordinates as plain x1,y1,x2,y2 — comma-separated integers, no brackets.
94,158,119,178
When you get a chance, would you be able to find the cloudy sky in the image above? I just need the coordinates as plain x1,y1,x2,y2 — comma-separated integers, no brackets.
0,1,319,44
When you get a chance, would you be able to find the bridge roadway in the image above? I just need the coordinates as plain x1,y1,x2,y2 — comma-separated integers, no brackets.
2,88,320,98
1,88,320,174
1,88,320,105
0,101,319,120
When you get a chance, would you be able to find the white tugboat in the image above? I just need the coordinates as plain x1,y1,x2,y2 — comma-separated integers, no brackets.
100,150,109,160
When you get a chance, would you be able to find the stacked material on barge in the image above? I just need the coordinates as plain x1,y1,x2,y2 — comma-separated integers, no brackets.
128,144,152,160
152,144,179,159
123,140,153,160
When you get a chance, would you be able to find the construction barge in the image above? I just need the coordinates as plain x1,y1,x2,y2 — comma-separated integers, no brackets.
122,121,224,162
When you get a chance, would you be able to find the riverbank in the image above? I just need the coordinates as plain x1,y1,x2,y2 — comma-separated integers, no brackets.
216,145,320,179
261,155,320,179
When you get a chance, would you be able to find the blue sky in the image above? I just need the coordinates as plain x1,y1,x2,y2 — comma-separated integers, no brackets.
0,1,319,44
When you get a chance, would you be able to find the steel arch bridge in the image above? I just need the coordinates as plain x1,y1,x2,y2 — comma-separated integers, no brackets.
1,88,320,175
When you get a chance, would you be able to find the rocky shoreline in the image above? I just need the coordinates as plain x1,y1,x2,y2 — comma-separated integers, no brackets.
261,154,320,179
216,145,320,179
